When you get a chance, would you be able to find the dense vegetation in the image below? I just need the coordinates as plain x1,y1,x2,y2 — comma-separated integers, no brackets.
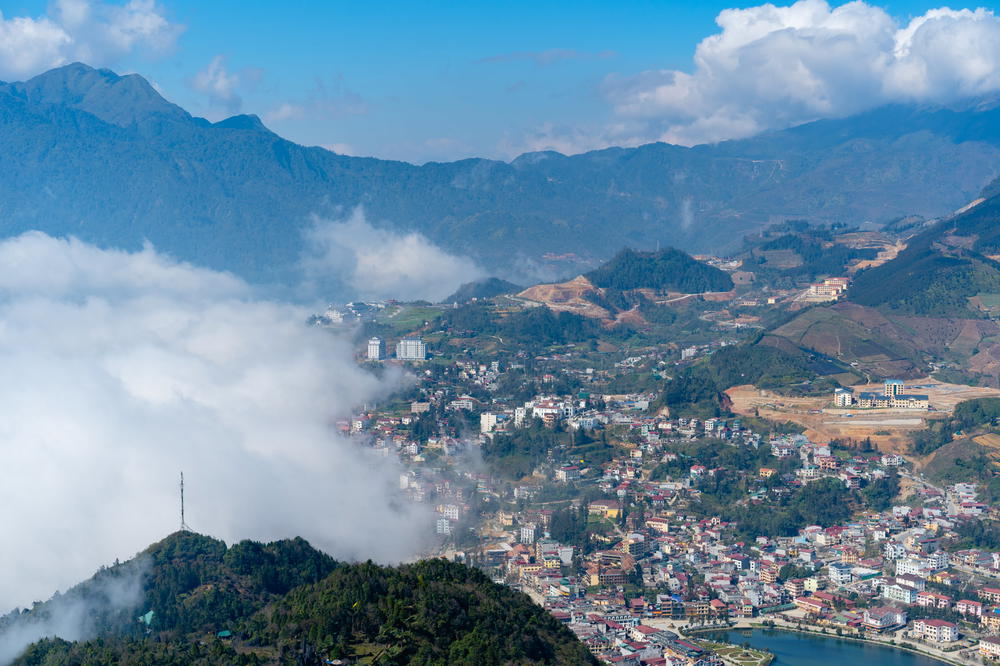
950,518,1000,551
646,439,898,539
586,248,733,293
719,478,855,540
0,533,338,651
848,225,1000,316
11,532,596,665
749,229,878,280
246,559,596,665
443,277,521,304
662,342,821,417
911,397,1000,455
482,420,616,479
441,303,601,348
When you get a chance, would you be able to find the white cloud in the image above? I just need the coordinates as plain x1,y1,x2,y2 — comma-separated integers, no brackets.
0,232,430,609
0,0,183,81
302,208,485,302
192,54,243,113
523,1,1000,151
322,142,356,155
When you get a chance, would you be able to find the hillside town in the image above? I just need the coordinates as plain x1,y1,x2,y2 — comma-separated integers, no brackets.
340,323,1000,666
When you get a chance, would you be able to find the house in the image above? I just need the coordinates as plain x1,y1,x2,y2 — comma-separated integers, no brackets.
588,500,622,520
981,636,1000,660
957,599,983,617
981,587,1000,604
863,607,907,630
828,561,853,585
794,597,826,615
882,583,917,604
915,591,951,610
984,609,1000,635
912,619,958,643
556,466,580,482
784,579,805,598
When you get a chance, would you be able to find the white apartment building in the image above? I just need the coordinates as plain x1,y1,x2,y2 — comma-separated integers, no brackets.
367,336,386,360
396,337,427,361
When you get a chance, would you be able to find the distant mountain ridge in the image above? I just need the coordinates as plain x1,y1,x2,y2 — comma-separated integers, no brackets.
5,63,1000,286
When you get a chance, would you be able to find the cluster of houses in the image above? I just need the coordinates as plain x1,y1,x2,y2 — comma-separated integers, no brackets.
341,327,1000,664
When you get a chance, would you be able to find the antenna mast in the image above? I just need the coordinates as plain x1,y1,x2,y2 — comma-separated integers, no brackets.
180,471,190,532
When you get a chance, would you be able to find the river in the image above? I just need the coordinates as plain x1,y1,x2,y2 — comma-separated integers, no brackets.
702,628,949,665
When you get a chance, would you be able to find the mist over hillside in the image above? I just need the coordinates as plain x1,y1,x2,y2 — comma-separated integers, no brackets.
3,63,1000,294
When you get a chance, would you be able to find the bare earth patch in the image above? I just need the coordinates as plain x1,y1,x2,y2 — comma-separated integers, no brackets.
726,378,1000,453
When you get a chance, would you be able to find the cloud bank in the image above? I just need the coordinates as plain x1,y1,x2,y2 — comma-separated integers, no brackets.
521,1,1000,153
302,208,485,302
0,0,182,81
0,232,429,610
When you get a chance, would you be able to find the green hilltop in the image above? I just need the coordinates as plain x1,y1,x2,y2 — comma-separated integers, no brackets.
585,247,734,293
9,532,596,666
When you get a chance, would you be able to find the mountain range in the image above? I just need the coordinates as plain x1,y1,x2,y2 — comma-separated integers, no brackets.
5,63,1000,286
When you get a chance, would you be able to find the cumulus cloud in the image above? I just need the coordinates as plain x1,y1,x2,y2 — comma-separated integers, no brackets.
515,1,1000,152
0,232,430,610
0,0,182,81
301,208,485,302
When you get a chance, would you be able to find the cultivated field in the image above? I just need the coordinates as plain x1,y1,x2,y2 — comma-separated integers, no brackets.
726,378,1000,453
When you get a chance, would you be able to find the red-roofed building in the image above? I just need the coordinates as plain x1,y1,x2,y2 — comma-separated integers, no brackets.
957,599,983,617
913,618,959,643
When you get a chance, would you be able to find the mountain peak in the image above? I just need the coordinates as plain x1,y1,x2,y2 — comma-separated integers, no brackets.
213,113,270,132
10,62,190,128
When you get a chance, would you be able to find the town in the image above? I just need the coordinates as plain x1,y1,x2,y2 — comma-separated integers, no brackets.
332,306,1000,666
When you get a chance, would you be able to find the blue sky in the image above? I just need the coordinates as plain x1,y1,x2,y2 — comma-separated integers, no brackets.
2,0,999,162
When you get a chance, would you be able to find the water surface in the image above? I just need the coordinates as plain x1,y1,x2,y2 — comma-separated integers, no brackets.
702,628,948,665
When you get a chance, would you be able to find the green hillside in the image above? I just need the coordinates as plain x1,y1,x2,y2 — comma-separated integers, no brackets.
7,532,595,666
662,338,850,417
586,247,733,293
848,200,1000,316
443,277,521,303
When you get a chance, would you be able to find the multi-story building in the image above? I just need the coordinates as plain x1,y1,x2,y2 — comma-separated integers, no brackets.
396,337,427,361
884,379,904,396
882,583,917,604
480,412,499,434
828,562,853,585
863,607,907,630
366,336,386,360
520,523,537,544
913,619,958,643
834,388,854,407
981,587,1000,604
916,591,951,610
957,599,984,617
980,636,1000,660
